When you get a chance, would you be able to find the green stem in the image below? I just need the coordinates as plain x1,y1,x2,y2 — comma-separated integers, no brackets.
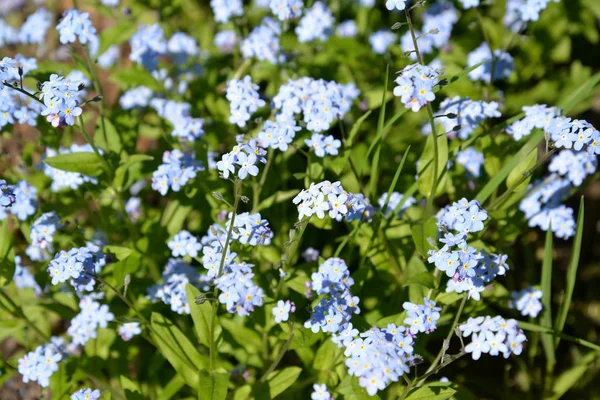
209,180,242,372
252,148,274,213
259,323,295,383
78,114,113,180
424,294,467,375
89,273,150,326
404,8,440,216
1,81,44,105
81,46,110,147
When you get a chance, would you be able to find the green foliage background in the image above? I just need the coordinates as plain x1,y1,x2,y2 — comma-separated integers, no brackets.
1,0,600,399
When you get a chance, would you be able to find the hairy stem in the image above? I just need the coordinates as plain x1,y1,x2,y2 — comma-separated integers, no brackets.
209,180,242,372
404,8,441,216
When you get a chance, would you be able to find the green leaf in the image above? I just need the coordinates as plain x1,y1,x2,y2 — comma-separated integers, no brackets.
380,146,411,216
506,147,537,190
518,321,600,351
113,154,154,192
554,196,584,348
403,271,435,289
540,227,555,367
411,217,438,256
103,246,133,261
112,253,141,287
99,21,137,56
346,110,372,148
220,319,262,353
417,131,449,198
109,67,161,91
405,382,456,400
121,375,144,400
150,312,208,389
256,367,301,399
475,129,545,204
558,71,600,114
0,220,15,287
199,370,230,400
257,190,300,212
549,351,599,400
186,284,213,347
95,118,123,155
158,375,186,400
44,152,106,176
368,64,390,197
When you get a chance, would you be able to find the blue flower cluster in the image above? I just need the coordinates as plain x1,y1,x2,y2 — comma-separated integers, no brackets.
456,148,485,179
1,57,43,128
150,99,205,142
401,2,458,60
460,316,526,360
546,116,600,154
168,230,202,258
1,8,52,46
504,0,560,31
506,104,561,141
311,383,331,400
429,199,510,300
304,258,360,334
549,150,596,187
43,145,100,191
147,258,211,315
0,179,15,208
467,43,515,83
47,246,105,292
211,0,243,23
427,96,501,140
18,342,63,388
304,133,341,157
68,295,115,346
129,24,167,71
71,388,101,400
336,20,358,38
393,64,439,112
293,180,374,221
56,9,99,54
120,86,153,110
377,191,416,218
270,0,303,20
257,114,301,151
510,287,543,318
229,212,274,246
118,323,142,341
214,30,237,53
340,325,412,396
296,2,333,43
302,247,320,262
38,74,85,127
403,299,441,334
272,300,295,323
458,0,479,9
197,220,267,316
98,45,120,68
151,150,205,195
274,77,359,133
226,75,266,127
369,30,396,54
12,256,42,294
519,175,575,239
216,139,267,180
26,212,62,262
241,17,282,64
